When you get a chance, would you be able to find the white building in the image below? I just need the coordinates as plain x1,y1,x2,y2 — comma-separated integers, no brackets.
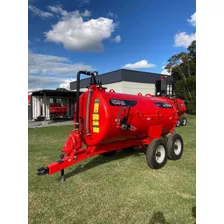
28,90,80,121
70,69,172,95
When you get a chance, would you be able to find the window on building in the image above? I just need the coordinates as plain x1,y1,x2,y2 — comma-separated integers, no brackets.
56,99,62,105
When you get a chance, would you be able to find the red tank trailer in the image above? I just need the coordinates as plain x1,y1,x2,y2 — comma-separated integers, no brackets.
155,77,187,127
169,98,187,127
155,96,187,127
49,104,68,120
37,71,184,181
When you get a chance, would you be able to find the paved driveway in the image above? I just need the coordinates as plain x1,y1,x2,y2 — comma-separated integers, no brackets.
28,120,73,128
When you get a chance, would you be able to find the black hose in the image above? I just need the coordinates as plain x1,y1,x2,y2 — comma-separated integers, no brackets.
75,71,98,130
85,88,93,135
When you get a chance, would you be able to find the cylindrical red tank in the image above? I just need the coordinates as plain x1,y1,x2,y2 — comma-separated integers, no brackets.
37,72,184,177
173,98,186,117
162,97,186,117
78,87,178,147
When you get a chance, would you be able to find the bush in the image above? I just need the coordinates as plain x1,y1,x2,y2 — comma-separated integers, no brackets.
186,101,196,115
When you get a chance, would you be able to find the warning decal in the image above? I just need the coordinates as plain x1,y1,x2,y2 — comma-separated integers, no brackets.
92,114,99,120
93,127,99,133
93,98,100,133
94,103,99,113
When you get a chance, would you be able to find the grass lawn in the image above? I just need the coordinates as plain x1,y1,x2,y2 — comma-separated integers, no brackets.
28,115,196,224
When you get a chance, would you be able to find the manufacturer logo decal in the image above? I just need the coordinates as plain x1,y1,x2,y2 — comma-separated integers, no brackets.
109,99,137,107
111,99,126,106
153,102,173,108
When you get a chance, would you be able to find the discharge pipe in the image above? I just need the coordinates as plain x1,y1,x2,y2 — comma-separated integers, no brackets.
75,70,98,130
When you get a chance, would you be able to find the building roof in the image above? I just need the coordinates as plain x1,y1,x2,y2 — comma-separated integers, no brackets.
31,89,83,97
70,69,172,90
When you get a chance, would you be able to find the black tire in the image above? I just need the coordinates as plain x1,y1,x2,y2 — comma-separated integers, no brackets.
166,133,183,160
146,138,167,169
176,119,181,127
180,117,187,126
101,150,117,156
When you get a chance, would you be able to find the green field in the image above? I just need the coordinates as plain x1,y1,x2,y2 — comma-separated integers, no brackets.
28,115,196,224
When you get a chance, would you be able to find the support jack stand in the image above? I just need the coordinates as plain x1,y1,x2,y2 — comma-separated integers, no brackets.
60,169,65,183
59,153,65,183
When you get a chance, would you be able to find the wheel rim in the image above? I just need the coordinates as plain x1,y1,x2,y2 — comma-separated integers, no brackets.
155,145,166,163
177,120,180,126
173,139,182,155
182,119,186,125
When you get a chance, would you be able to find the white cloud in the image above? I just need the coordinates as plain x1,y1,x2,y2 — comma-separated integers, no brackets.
187,12,196,27
28,75,66,90
60,78,76,90
112,35,121,43
174,32,196,48
28,88,41,92
28,51,94,90
161,66,171,75
28,4,53,19
78,0,91,7
48,5,66,15
122,60,156,69
45,6,117,51
48,5,91,17
81,9,91,17
174,12,196,48
29,51,94,75
107,11,117,19
29,76,77,91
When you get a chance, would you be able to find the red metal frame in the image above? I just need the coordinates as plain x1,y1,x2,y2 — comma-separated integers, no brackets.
46,124,173,175
47,138,150,175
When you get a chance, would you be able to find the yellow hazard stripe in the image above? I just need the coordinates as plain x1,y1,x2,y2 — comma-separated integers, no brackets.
94,108,99,113
92,114,99,120
94,103,99,113
93,121,99,126
93,127,99,133
93,99,100,133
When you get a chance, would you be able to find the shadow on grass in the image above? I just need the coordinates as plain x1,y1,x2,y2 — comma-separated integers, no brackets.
148,207,196,224
192,206,196,223
59,148,145,181
192,206,196,218
149,211,170,224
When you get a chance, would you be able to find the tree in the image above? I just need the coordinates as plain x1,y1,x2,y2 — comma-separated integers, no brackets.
165,41,196,113
165,41,196,79
56,87,68,91
188,40,196,60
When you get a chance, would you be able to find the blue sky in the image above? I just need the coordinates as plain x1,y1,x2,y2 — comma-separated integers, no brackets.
28,0,196,91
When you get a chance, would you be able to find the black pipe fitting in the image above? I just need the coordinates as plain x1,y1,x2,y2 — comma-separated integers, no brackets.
75,71,98,130
37,167,49,176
